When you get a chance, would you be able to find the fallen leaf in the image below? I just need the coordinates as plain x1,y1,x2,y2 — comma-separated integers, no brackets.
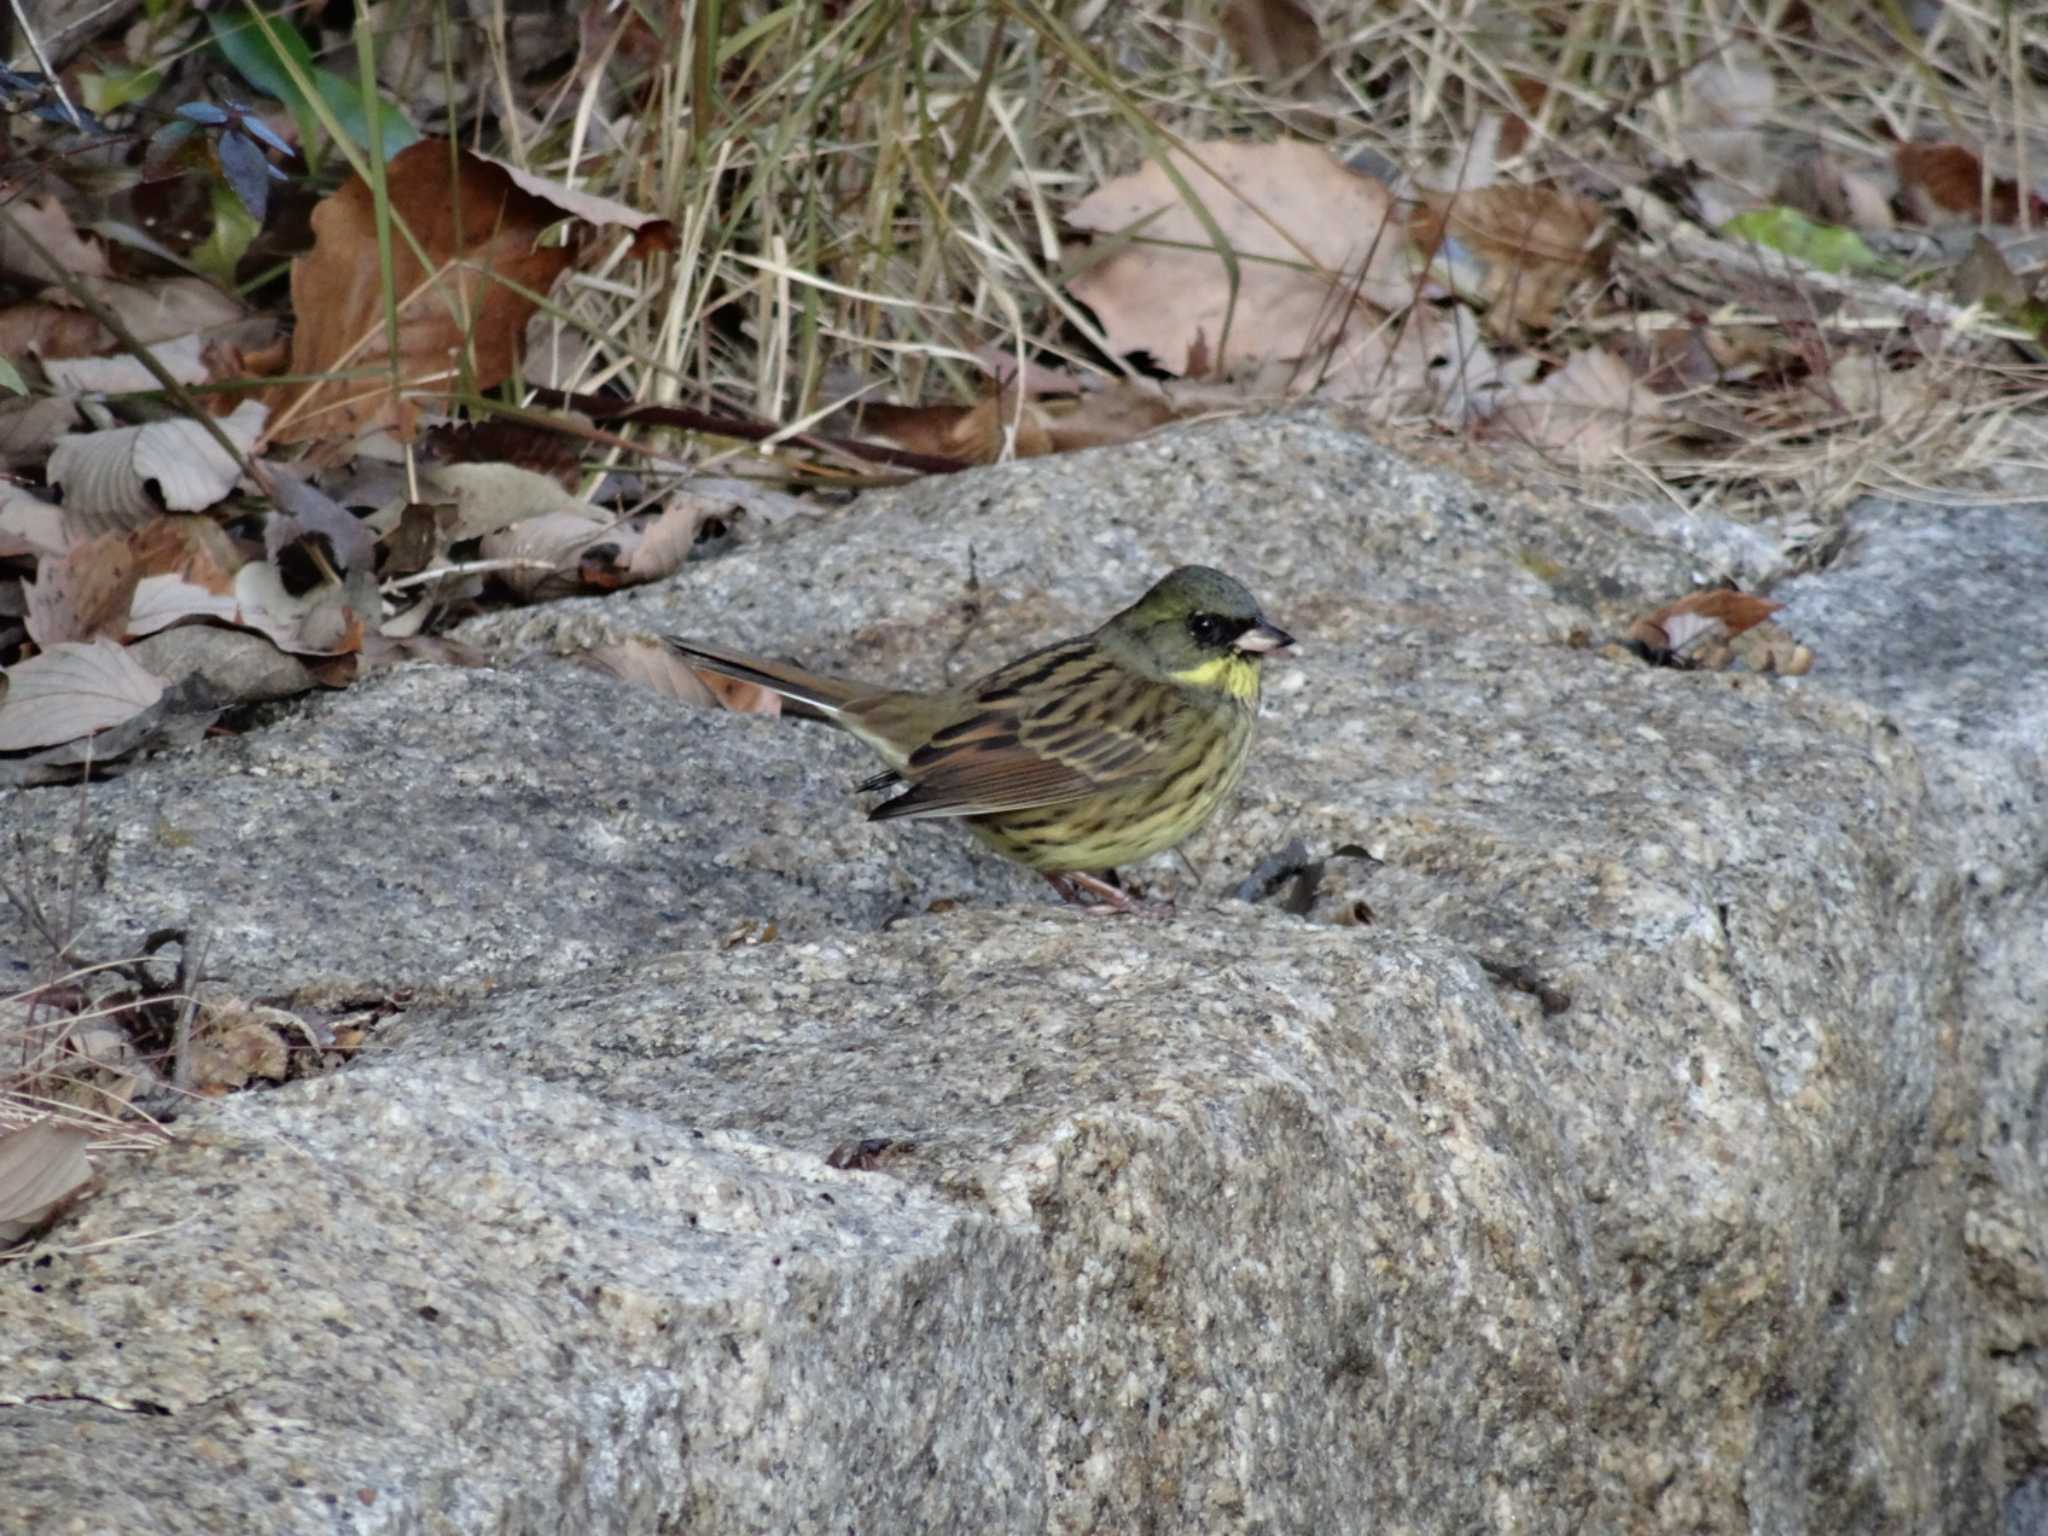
0,1119,95,1245
1627,588,1785,666
264,139,578,446
0,395,81,467
24,532,140,647
46,400,267,523
0,489,71,559
1894,141,2046,227
189,1012,290,1093
1481,347,1670,463
624,496,711,581
1066,139,1412,378
0,637,166,751
479,507,621,597
1217,0,1332,94
1414,183,1609,334
42,334,211,394
1721,207,1889,277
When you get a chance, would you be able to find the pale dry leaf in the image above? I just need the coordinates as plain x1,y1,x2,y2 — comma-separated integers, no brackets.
426,460,603,542
0,490,71,559
67,275,247,345
42,334,210,395
0,195,111,285
1067,139,1412,377
0,1119,95,1244
582,639,784,715
476,153,669,232
230,560,366,656
0,396,80,467
46,400,267,521
24,531,140,647
0,637,166,751
479,507,618,597
625,496,711,581
580,637,714,704
123,573,243,639
1284,302,1461,415
1482,347,1670,463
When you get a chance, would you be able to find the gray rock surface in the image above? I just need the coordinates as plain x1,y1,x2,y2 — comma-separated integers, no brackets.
1775,504,2048,1516
1,414,2019,1532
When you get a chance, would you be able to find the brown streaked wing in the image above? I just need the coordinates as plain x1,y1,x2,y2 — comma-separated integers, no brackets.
862,653,1176,821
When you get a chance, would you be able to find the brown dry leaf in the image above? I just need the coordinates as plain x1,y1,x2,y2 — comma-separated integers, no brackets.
1066,139,1412,378
129,515,242,593
189,1012,290,1094
265,139,577,446
0,1119,95,1245
0,301,113,361
0,636,166,751
1481,347,1670,463
1894,142,2045,227
1038,378,1183,453
857,390,1052,463
24,531,140,647
1413,184,1609,335
1217,0,1332,94
1628,588,1785,665
32,516,246,646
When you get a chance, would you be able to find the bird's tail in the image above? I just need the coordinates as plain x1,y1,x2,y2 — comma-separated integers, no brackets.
664,637,869,722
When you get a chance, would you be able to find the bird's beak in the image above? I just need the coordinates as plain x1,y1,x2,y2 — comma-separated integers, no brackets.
1234,621,1294,655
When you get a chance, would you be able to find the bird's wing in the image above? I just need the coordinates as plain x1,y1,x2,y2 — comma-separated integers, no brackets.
861,663,1173,821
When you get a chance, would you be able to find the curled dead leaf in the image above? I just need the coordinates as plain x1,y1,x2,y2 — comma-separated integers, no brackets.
1626,588,1786,668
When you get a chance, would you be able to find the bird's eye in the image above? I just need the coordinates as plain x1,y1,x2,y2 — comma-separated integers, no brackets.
1187,613,1230,647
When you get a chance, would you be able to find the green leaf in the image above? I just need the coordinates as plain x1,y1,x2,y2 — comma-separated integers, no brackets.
208,9,418,160
190,180,263,287
0,356,27,395
1721,208,1890,278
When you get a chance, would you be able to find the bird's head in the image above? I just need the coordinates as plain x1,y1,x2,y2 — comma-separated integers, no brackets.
1099,566,1294,697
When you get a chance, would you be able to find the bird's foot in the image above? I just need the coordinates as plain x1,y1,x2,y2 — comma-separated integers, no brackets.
1042,870,1175,917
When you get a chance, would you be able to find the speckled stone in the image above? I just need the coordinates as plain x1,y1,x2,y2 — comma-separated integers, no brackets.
0,414,2005,1533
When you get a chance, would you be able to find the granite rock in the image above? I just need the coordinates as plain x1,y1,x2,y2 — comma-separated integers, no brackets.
0,416,2008,1532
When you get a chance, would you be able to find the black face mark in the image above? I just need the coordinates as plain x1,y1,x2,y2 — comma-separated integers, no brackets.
1186,611,1251,649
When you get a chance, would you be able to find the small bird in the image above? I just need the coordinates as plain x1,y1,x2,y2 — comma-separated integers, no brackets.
668,566,1295,911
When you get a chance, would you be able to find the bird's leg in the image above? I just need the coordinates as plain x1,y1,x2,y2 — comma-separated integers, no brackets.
1042,870,1173,916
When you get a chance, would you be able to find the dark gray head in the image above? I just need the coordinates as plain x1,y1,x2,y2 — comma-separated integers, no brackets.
1099,565,1294,683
